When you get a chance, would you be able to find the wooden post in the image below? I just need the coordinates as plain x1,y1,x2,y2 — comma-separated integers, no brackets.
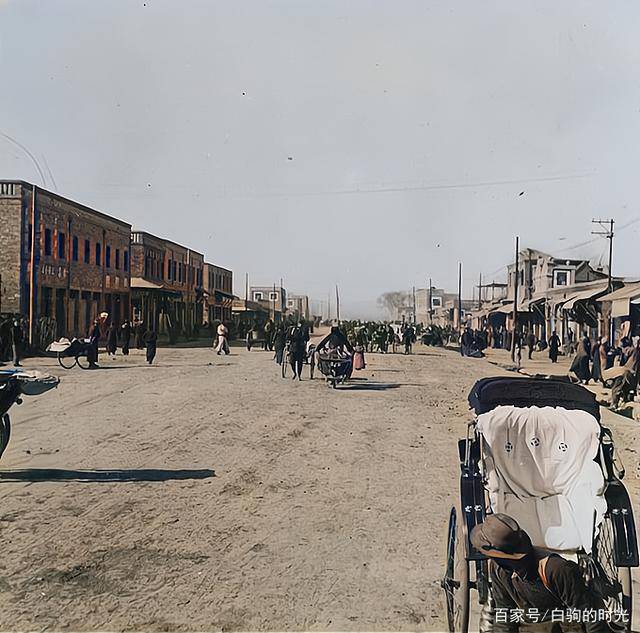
428,277,433,323
335,284,340,323
457,262,462,331
28,184,37,346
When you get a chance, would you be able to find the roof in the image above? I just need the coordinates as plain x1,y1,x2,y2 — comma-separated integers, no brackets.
1,180,131,229
130,277,179,295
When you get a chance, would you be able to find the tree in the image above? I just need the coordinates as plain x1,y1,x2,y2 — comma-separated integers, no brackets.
377,291,411,318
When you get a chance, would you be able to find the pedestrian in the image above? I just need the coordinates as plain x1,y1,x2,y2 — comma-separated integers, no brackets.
215,322,230,355
12,318,25,367
591,336,602,383
144,329,158,364
264,319,274,351
135,321,146,349
526,330,536,360
570,335,591,384
106,322,118,356
599,336,611,384
287,321,307,380
273,325,286,365
121,320,131,356
88,318,101,369
402,325,415,355
548,330,560,363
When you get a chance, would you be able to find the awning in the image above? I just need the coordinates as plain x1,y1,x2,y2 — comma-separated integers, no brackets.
130,277,181,297
562,284,610,310
492,303,515,315
598,281,640,317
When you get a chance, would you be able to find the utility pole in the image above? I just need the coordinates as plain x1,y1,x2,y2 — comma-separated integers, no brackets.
428,277,433,323
457,262,463,332
412,286,417,324
29,184,37,346
592,218,615,340
272,282,276,321
511,236,520,362
477,272,483,310
335,285,340,323
245,273,248,303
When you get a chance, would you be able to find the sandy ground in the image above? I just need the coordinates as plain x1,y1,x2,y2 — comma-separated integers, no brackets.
0,339,638,631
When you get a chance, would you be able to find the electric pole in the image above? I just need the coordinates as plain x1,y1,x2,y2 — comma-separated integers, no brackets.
511,236,520,362
477,272,482,310
335,285,341,323
457,262,463,332
592,218,615,340
428,277,433,324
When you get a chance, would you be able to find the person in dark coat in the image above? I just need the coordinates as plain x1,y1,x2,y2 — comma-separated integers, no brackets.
402,325,415,355
570,336,591,384
88,319,101,369
471,514,610,633
144,329,157,364
287,322,307,380
548,331,560,363
273,325,286,365
316,325,354,355
121,321,131,356
12,319,25,366
135,321,146,350
106,323,118,356
591,337,602,383
526,331,536,360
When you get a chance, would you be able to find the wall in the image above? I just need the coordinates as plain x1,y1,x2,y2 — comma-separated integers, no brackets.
0,183,23,314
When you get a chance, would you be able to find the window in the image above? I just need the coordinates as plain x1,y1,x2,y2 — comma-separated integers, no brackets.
58,232,66,259
44,228,52,256
27,223,33,252
124,250,129,272
72,236,78,261
269,292,278,301
115,249,120,270
253,292,263,301
172,260,177,281
554,269,569,287
95,242,101,266
84,240,90,263
431,296,442,308
105,245,111,269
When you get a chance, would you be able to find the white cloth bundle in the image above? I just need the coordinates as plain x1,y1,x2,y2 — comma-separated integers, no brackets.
477,405,606,553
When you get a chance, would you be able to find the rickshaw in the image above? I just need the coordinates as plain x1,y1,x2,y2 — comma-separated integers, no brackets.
0,369,59,461
442,376,638,632
281,342,316,379
317,352,353,388
49,337,94,369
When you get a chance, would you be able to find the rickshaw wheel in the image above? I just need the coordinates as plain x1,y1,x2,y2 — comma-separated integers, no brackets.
76,354,92,370
0,414,11,460
281,355,288,378
57,352,77,369
591,513,633,632
442,507,470,633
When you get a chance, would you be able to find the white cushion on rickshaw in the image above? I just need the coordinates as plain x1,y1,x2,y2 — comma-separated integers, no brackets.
477,405,606,554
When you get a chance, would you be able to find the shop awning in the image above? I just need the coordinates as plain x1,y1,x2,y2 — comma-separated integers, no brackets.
598,281,640,318
561,284,610,310
130,277,181,297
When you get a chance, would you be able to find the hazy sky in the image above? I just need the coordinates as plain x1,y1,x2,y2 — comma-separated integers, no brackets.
2,1,640,317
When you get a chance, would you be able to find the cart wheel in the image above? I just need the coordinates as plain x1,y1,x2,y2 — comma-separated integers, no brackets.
442,507,470,633
0,414,11,460
57,352,77,369
592,513,633,632
76,354,92,370
310,355,315,380
281,354,288,379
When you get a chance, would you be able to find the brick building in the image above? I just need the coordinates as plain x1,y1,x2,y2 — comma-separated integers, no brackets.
203,263,234,323
0,180,131,345
130,231,205,339
250,285,287,320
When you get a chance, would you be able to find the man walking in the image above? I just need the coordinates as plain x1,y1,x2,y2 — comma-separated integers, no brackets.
12,318,25,367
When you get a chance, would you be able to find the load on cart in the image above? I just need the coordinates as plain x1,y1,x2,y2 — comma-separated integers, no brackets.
442,376,638,633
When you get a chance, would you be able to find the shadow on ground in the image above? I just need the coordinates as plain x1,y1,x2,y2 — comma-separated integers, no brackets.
0,468,216,483
340,383,400,391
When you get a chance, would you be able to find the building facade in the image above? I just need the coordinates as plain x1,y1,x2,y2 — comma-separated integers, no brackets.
0,181,131,345
204,263,234,323
130,231,205,339
286,294,310,321
250,286,287,320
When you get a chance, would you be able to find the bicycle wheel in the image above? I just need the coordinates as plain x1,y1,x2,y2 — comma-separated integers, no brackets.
441,507,470,633
76,354,92,370
591,513,633,632
0,414,11,460
281,352,288,378
57,352,77,369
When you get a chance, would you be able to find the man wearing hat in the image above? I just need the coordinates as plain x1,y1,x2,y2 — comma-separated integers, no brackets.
471,514,612,632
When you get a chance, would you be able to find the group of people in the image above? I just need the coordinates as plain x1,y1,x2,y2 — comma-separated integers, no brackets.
86,318,158,368
570,334,640,407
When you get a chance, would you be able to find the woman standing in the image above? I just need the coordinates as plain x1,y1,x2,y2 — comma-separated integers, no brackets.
548,331,561,363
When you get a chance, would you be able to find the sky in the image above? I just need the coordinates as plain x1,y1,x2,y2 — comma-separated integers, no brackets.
2,1,640,318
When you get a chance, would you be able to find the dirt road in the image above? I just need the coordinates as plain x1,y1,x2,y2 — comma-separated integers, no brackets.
0,344,638,631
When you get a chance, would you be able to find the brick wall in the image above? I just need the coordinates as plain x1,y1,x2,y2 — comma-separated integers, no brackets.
0,183,23,314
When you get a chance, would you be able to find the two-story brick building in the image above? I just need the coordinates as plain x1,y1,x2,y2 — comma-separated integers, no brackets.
0,181,131,346
130,231,205,339
203,263,234,323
